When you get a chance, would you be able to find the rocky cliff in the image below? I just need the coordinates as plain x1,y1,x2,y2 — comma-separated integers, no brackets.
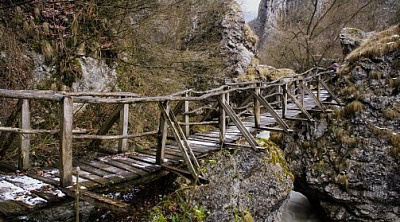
284,24,400,221
0,0,256,94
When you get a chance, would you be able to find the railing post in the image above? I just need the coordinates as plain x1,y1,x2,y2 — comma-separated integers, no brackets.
299,78,305,106
18,99,30,170
276,85,281,108
60,96,73,187
184,92,190,138
157,101,169,164
219,93,226,146
118,102,129,153
254,83,261,128
282,80,288,118
317,74,321,101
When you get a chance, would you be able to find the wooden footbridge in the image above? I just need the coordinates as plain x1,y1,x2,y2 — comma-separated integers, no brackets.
0,68,341,218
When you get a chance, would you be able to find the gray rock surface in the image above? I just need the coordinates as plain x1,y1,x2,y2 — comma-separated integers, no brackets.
190,148,293,221
283,27,400,221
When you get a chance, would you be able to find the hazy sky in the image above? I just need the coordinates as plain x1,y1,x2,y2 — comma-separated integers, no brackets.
238,0,261,22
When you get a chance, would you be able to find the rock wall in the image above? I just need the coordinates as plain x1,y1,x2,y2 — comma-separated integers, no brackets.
283,25,400,221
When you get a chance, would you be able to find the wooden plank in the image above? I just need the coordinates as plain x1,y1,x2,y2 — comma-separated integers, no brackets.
61,188,129,209
59,96,73,187
72,169,109,186
320,80,343,106
97,157,147,176
0,200,30,217
184,92,190,137
112,157,159,173
74,161,125,184
219,93,226,145
18,99,30,170
140,149,183,163
79,160,133,179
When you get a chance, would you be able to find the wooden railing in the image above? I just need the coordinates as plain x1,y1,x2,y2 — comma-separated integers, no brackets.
0,67,339,187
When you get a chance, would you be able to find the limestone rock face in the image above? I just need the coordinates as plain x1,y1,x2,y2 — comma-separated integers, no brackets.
220,1,257,75
190,148,293,221
284,26,400,221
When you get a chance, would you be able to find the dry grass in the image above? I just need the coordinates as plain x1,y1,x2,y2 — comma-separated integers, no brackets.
369,70,382,80
243,23,258,45
344,100,364,116
383,108,400,120
346,24,400,63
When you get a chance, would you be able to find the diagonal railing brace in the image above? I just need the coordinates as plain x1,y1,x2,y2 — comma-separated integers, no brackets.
217,97,260,151
159,102,203,182
251,91,291,133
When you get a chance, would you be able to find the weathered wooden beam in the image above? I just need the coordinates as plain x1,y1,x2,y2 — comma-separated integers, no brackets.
217,97,260,151
254,84,261,128
157,101,169,164
18,99,30,170
257,126,293,132
118,103,129,153
184,92,190,137
251,91,291,133
219,93,226,146
60,96,73,187
159,102,201,180
282,82,288,118
302,83,326,111
320,80,343,106
286,91,314,121
74,131,158,140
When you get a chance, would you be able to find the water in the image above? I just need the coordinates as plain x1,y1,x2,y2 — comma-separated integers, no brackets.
282,191,321,222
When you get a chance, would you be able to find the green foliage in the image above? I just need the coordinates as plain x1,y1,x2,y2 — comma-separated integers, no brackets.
234,209,254,222
147,190,209,222
258,138,294,180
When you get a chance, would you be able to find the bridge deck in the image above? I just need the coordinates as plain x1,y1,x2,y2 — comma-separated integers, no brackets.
0,91,331,218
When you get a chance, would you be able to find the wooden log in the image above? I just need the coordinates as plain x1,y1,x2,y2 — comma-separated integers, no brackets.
219,93,226,145
59,96,73,187
18,99,31,170
118,103,129,153
0,127,57,134
157,101,169,164
282,82,288,118
254,83,261,128
184,92,190,137
74,130,157,140
0,89,64,101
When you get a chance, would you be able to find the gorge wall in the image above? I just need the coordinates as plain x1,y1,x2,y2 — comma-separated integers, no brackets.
283,25,400,221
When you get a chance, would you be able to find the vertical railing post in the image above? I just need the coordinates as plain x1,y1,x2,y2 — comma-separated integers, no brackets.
282,80,288,118
184,92,190,138
317,74,321,101
60,96,73,187
18,99,30,170
157,101,169,164
299,78,305,106
219,93,226,146
254,83,261,128
118,102,129,153
276,85,281,108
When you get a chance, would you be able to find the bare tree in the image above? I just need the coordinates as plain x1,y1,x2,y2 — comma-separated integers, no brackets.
258,0,395,71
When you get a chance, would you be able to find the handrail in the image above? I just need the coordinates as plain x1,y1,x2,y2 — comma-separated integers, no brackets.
0,67,337,187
